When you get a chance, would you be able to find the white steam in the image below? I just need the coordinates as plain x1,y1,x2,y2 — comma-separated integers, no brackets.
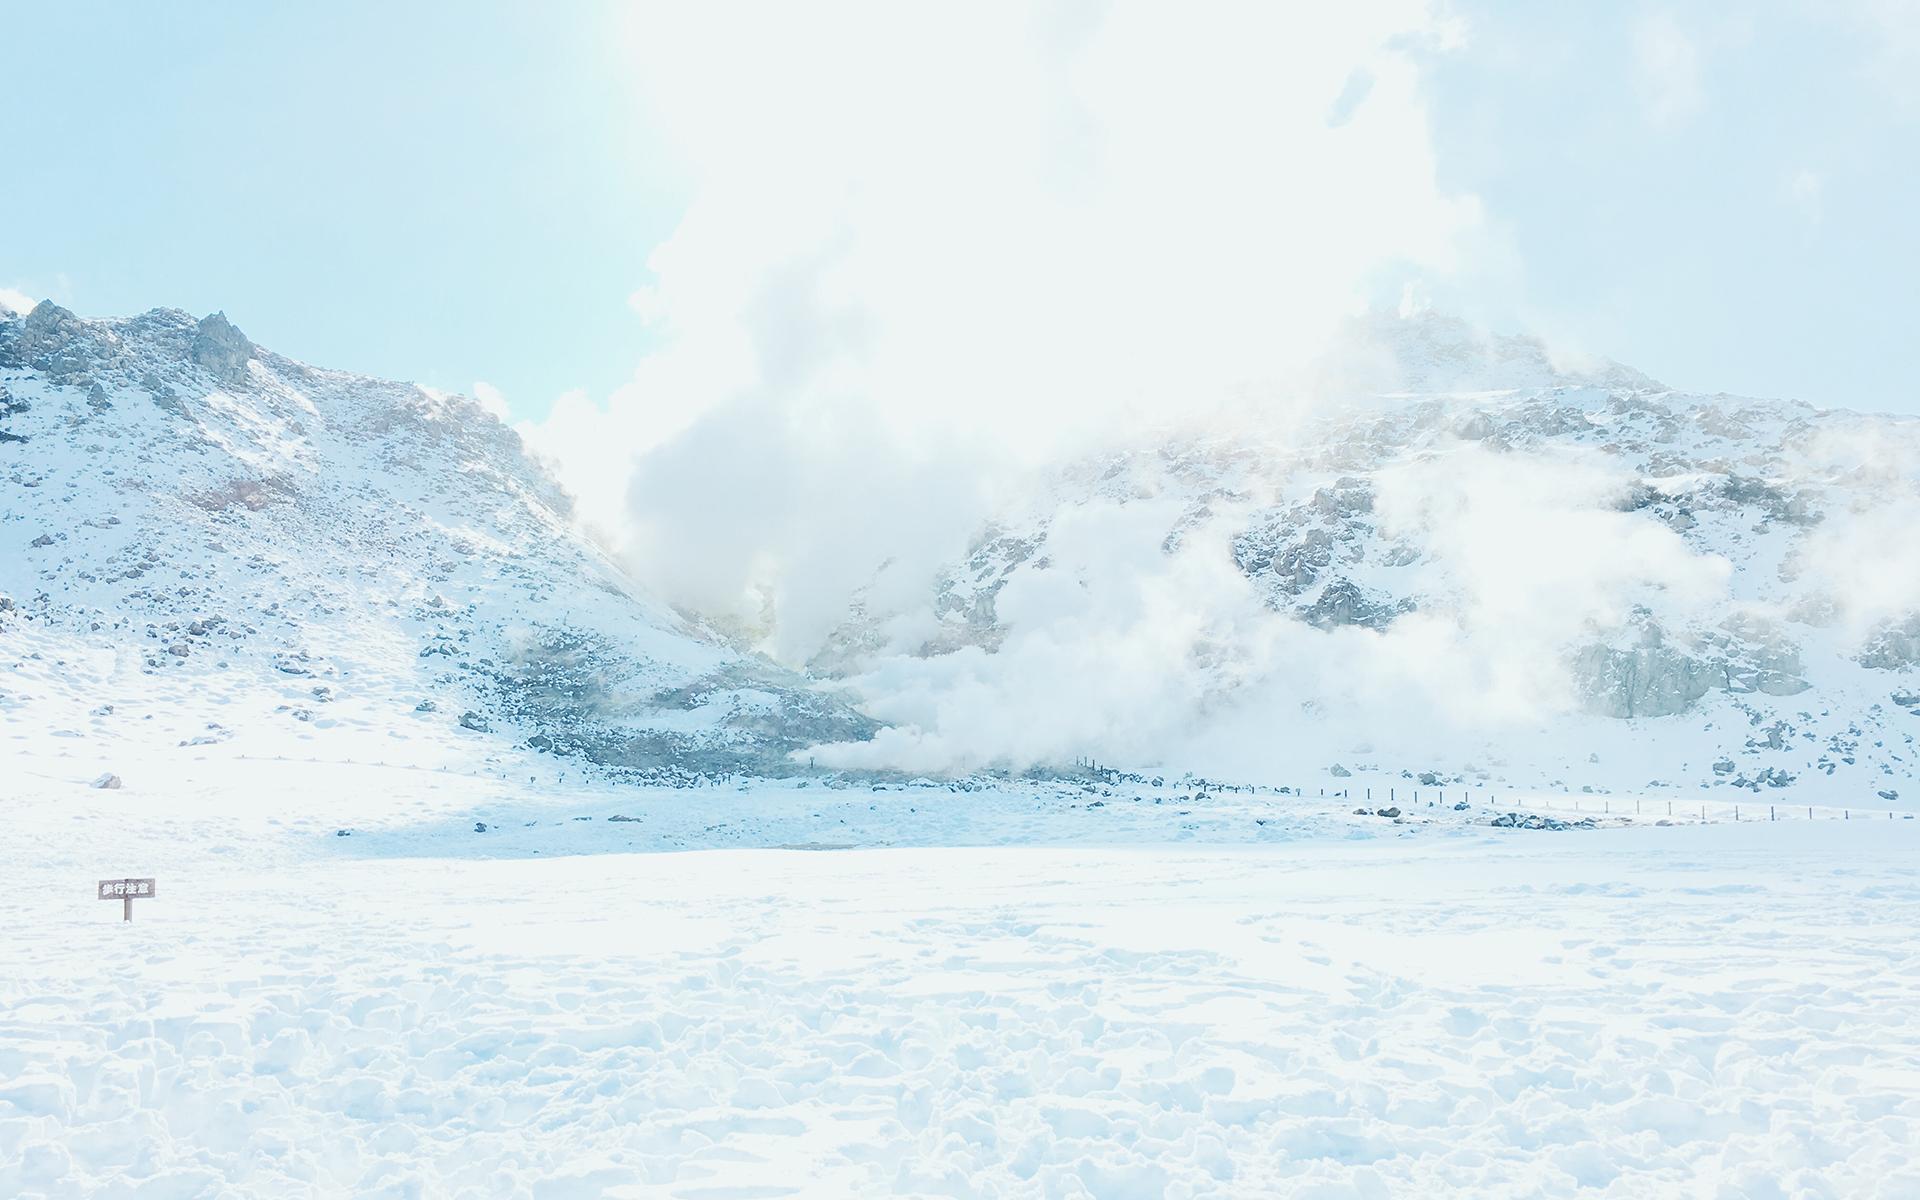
811,443,1735,774
515,4,1814,778
522,1,1483,644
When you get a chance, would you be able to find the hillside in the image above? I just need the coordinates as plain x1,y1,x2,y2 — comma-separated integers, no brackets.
0,302,874,783
7,302,1918,804
802,315,1920,802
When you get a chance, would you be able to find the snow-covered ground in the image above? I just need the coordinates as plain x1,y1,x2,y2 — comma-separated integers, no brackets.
5,753,1918,1197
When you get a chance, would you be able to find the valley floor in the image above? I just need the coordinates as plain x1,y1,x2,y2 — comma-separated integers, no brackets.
2,753,1918,1197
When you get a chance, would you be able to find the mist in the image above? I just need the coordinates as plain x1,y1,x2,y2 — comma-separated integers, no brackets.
516,3,1912,780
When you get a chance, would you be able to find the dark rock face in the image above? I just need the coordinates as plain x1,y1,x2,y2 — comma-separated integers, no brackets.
190,312,255,386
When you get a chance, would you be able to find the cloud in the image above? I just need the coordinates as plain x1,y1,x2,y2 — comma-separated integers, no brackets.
471,381,511,421
525,2,1487,647
0,286,36,315
1848,0,1920,115
1789,416,1920,639
1633,10,1703,127
1786,168,1824,223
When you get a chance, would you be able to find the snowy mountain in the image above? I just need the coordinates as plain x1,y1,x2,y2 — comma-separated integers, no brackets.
7,302,1917,802
0,302,874,782
802,314,1920,801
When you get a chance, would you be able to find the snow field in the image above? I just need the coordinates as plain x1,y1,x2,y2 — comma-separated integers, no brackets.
2,762,1917,1198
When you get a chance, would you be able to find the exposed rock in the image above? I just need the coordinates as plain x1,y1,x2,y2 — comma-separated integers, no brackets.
1571,638,1717,719
1490,812,1596,831
190,312,254,386
0,383,27,443
1299,578,1407,631
1859,616,1920,671
90,772,122,790
1,301,95,380
1329,763,1351,777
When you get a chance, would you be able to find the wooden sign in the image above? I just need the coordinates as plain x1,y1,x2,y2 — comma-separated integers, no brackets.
98,877,156,921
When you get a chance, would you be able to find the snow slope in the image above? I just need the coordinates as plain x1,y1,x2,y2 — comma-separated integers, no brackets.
0,303,872,784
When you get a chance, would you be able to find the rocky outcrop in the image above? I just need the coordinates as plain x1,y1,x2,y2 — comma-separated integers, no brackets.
0,301,101,383
190,312,254,386
1571,639,1719,719
1232,477,1389,606
1573,616,1810,719
1859,616,1920,671
1299,579,1407,631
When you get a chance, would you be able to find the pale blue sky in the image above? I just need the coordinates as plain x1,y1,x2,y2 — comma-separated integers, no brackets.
3,2,1915,417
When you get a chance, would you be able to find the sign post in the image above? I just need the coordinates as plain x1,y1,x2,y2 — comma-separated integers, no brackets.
98,878,156,921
